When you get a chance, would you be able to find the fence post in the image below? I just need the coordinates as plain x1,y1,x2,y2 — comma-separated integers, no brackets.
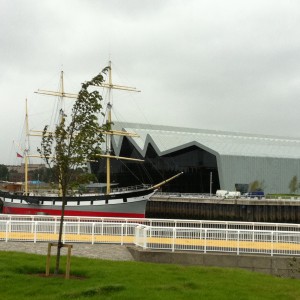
225,222,229,241
120,223,124,245
149,220,152,237
143,227,148,250
134,225,140,246
8,220,11,237
92,222,95,245
63,223,66,244
271,231,274,256
172,228,176,252
275,230,279,243
54,220,57,235
204,229,207,253
5,221,9,242
34,221,37,243
237,230,240,255
77,221,80,235
125,222,129,240
31,218,34,233
225,222,228,241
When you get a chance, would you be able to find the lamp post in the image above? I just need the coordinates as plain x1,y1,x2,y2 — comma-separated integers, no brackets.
209,172,213,197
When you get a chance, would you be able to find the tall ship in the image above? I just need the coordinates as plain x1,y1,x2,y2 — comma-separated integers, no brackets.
0,62,182,217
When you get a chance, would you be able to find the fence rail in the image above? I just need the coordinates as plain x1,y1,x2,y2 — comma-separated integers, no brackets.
1,214,300,256
135,225,300,256
0,221,137,245
2,214,300,232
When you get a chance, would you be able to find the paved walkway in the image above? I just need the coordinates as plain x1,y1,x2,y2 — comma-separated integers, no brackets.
0,241,134,261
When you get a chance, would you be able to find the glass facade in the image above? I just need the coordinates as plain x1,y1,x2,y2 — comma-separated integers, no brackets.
91,137,220,193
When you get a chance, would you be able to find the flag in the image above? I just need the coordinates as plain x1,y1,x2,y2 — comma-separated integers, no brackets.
17,153,23,158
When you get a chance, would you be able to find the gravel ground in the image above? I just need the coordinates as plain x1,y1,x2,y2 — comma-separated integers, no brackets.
0,241,134,261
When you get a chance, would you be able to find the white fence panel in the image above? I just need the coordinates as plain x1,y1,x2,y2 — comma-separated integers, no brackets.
1,216,300,257
132,225,300,256
2,214,300,232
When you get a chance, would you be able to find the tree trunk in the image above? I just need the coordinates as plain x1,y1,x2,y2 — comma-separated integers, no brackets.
54,195,66,274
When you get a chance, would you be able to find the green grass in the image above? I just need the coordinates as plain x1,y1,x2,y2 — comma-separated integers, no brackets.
266,194,300,199
1,251,300,300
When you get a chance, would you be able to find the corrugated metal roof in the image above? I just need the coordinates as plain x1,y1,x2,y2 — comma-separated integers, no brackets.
112,122,300,159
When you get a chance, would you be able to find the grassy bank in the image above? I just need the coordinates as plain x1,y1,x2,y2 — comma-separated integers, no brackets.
266,194,300,199
1,251,300,300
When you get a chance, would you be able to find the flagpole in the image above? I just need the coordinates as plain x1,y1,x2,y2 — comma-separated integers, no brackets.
24,99,29,195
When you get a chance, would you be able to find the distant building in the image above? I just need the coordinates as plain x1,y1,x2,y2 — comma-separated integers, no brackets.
90,122,300,194
0,181,23,193
7,163,45,173
6,163,45,182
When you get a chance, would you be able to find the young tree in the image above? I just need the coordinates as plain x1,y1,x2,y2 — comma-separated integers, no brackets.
289,176,298,194
38,67,108,274
249,180,264,192
0,164,9,181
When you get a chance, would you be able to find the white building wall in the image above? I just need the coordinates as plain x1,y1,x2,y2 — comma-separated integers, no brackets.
219,155,300,194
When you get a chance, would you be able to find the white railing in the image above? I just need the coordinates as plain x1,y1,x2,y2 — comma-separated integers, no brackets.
0,220,137,245
134,225,300,256
112,184,152,193
154,192,300,201
1,217,300,256
1,214,300,232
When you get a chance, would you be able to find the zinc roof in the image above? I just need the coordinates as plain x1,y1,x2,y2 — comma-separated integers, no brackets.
113,122,300,159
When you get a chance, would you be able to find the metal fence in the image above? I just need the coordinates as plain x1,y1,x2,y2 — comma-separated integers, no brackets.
1,214,300,256
1,214,300,232
134,225,300,256
0,220,137,245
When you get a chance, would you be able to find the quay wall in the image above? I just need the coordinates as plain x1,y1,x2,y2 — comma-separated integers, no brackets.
146,196,300,223
128,247,300,279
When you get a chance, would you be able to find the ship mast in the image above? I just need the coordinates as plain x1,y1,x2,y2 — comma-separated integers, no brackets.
31,65,141,196
24,99,29,195
106,62,112,194
33,71,78,134
101,61,141,195
32,71,78,196
35,71,77,99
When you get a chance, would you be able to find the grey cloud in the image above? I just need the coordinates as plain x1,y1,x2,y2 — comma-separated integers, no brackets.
1,0,300,164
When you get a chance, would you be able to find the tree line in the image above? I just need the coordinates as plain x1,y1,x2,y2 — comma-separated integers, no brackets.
0,164,97,188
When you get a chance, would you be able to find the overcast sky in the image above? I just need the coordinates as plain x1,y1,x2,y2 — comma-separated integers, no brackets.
1,0,300,165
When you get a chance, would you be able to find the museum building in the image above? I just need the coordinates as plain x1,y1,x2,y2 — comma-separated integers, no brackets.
90,122,300,195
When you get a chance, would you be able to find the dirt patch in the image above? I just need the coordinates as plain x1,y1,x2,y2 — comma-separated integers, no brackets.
33,273,87,280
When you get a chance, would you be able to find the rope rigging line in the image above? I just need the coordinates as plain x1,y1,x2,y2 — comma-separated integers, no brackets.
107,65,181,180
118,159,144,185
95,61,181,186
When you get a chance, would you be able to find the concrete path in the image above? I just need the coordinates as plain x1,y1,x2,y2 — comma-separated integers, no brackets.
0,241,134,261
